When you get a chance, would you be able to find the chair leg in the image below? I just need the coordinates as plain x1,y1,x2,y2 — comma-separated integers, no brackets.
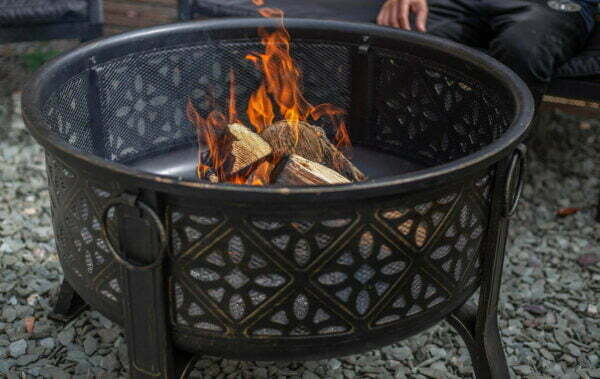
49,280,88,323
447,303,510,379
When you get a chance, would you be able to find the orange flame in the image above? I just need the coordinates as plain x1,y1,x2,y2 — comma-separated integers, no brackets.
228,69,239,124
247,83,274,133
247,160,274,185
258,7,284,18
185,2,354,185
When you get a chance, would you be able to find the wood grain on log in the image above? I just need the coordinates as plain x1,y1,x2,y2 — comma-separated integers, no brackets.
273,154,351,186
260,120,366,182
223,123,272,176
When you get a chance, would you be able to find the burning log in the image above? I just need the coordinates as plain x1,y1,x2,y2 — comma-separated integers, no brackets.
273,154,351,186
260,120,366,182
222,123,272,177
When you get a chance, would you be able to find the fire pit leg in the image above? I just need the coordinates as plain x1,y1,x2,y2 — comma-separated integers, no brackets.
447,303,509,379
49,280,88,323
447,147,527,379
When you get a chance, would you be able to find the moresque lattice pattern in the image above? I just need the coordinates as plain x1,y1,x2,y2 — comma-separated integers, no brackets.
87,42,351,163
48,150,492,339
182,232,291,322
312,228,410,318
46,155,123,313
373,51,510,166
428,195,487,285
248,291,352,337
170,211,222,258
172,281,227,333
372,272,449,327
249,217,358,269
376,193,458,250
168,174,492,339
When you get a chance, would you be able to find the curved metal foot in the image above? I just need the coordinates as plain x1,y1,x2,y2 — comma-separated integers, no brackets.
447,303,510,379
49,280,88,323
175,351,198,379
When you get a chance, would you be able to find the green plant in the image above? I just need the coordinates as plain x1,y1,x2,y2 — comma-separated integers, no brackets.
22,49,62,72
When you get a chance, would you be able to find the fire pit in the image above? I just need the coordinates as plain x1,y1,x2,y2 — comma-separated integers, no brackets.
22,19,533,378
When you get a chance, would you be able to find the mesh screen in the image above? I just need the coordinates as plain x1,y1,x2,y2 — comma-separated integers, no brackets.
43,40,352,163
42,39,513,166
370,48,510,166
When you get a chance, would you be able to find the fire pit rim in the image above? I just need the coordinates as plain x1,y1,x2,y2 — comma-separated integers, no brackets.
22,18,534,201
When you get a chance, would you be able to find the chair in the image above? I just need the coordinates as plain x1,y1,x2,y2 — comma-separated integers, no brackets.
0,0,103,43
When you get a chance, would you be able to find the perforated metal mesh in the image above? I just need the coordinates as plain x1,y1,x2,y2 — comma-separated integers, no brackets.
42,39,511,167
44,40,352,163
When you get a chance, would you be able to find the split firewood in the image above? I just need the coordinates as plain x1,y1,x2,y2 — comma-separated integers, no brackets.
222,123,272,177
273,154,351,186
260,120,366,182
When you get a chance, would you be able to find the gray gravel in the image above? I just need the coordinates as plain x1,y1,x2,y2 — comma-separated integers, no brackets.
1,88,599,378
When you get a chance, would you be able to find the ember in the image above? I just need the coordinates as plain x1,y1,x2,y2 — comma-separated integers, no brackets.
186,2,365,186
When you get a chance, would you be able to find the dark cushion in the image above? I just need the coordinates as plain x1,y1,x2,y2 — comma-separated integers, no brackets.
190,0,600,80
0,0,88,26
554,25,600,79
190,0,385,23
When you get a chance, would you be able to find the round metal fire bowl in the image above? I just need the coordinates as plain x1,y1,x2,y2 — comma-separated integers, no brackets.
23,18,534,362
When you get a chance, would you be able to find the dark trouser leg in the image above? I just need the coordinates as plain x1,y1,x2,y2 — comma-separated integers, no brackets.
486,0,591,105
49,280,88,322
425,0,491,48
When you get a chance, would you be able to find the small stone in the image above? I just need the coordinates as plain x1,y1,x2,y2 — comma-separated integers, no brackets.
389,346,412,361
567,344,581,357
587,304,598,315
97,329,119,344
83,335,98,355
523,304,547,316
8,339,27,358
513,365,533,375
254,367,268,378
100,353,120,371
577,253,600,267
16,354,37,366
57,328,74,346
328,359,342,371
303,371,320,379
2,308,16,323
39,337,54,350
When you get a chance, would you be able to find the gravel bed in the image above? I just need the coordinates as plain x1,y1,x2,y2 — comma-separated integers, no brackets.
1,92,599,378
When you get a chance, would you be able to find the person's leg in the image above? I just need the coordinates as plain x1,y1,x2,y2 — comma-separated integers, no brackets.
425,0,491,48
485,0,592,103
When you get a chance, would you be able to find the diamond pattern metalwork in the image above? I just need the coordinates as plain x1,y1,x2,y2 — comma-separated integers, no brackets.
247,291,352,337
172,280,227,333
312,227,411,318
374,54,510,165
181,231,291,322
377,193,458,251
372,272,449,327
427,196,487,284
249,216,358,269
170,210,222,258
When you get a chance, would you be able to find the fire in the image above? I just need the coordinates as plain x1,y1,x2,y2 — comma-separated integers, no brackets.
186,2,353,185
247,83,274,133
247,159,275,185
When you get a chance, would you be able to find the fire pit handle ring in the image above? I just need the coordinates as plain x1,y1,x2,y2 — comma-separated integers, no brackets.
101,194,167,271
504,144,527,217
